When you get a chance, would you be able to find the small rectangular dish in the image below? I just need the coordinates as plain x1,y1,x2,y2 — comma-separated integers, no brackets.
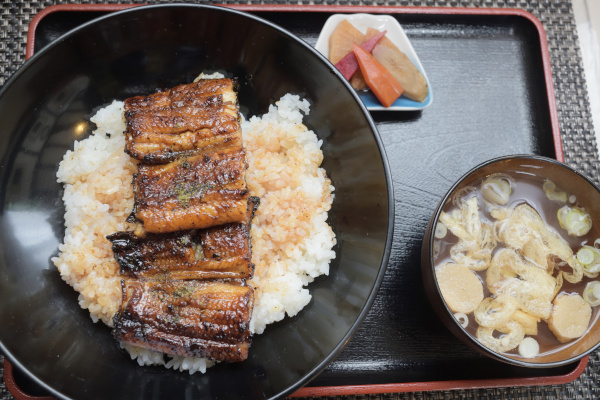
314,13,433,111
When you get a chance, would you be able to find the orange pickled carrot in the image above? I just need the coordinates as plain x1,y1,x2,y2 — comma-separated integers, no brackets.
352,44,404,108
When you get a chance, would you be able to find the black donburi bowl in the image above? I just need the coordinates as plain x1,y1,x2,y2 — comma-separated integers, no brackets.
0,4,393,400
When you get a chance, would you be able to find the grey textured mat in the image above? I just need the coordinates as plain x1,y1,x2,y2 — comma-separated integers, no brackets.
1,1,599,399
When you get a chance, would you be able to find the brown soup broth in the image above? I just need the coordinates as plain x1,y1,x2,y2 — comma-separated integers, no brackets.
434,171,600,357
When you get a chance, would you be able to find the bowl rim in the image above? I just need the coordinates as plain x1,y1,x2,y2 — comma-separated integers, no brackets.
0,3,395,400
426,154,600,368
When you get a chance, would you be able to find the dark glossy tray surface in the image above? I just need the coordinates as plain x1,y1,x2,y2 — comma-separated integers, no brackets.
22,6,578,393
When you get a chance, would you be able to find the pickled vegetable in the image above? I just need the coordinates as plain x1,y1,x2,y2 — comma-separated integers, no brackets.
329,20,365,64
365,27,429,102
353,44,404,108
334,31,387,80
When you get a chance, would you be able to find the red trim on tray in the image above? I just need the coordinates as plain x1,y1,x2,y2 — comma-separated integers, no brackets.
291,356,589,397
3,356,590,399
3,359,54,400
19,4,572,399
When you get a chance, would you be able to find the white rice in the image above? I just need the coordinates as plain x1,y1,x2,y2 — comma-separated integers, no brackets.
53,93,336,373
52,101,135,326
243,94,336,334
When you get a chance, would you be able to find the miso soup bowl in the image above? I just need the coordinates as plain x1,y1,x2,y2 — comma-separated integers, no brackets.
421,155,600,368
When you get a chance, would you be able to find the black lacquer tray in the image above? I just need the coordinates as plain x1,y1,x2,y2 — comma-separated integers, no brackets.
6,5,586,398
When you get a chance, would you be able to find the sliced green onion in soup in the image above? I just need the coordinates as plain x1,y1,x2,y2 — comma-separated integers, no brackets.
557,205,592,236
435,222,447,239
583,281,600,307
481,174,513,205
542,180,556,192
454,312,469,328
577,247,596,265
577,246,600,273
543,180,568,203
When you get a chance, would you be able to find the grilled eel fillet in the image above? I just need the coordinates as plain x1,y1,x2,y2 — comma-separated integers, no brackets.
129,147,250,233
109,197,258,280
124,78,241,164
113,279,253,362
112,78,257,363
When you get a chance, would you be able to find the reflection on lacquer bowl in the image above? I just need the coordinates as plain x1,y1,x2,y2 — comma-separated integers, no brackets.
0,4,394,400
422,155,600,367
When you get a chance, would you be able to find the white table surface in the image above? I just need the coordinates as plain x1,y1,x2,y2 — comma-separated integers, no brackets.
573,0,600,153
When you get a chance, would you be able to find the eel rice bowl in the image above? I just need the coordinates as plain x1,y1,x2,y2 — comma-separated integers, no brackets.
53,91,336,373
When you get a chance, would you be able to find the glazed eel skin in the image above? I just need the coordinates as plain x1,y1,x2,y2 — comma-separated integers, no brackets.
109,197,258,281
130,147,250,233
126,79,249,234
111,78,257,363
114,279,253,362
124,78,241,164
